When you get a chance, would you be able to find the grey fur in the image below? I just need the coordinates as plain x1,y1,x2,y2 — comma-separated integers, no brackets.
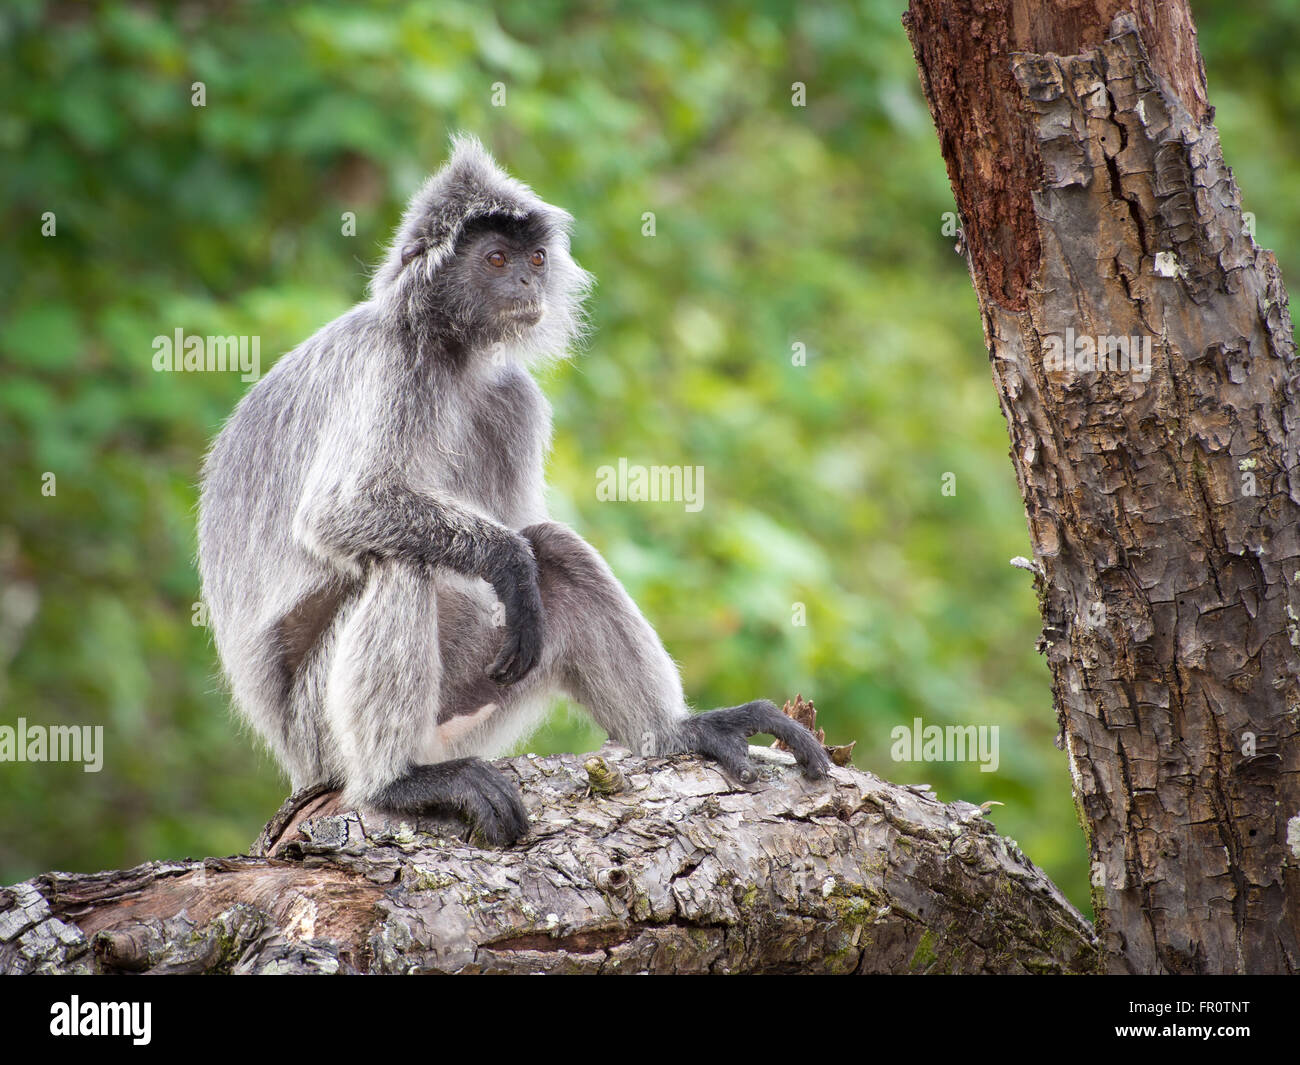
197,135,826,842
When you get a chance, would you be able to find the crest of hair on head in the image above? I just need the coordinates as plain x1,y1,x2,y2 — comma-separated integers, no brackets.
370,133,594,366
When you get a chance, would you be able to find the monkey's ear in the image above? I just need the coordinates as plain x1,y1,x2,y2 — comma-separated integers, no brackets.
400,240,427,267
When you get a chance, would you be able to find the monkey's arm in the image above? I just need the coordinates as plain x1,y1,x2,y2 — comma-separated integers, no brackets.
293,479,542,685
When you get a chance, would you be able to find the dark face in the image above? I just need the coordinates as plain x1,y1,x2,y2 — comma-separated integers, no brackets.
435,218,552,342
464,229,548,326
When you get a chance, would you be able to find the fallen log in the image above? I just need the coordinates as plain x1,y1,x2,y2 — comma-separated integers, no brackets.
1,746,1097,974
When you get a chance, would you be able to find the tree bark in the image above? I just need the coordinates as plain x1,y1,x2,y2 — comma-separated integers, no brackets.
904,0,1300,973
0,748,1097,974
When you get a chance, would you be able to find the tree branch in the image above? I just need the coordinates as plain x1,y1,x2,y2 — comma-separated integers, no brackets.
1,748,1097,974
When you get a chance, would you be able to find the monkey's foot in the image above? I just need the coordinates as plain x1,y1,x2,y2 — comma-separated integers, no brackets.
679,700,831,785
370,757,529,846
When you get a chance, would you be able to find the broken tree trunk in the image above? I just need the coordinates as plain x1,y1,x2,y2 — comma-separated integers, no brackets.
904,0,1300,972
0,748,1097,974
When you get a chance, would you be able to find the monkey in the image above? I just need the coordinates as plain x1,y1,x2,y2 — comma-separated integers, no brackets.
197,135,828,845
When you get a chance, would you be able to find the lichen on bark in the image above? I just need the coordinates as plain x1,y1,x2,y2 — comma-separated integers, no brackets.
1,747,1097,974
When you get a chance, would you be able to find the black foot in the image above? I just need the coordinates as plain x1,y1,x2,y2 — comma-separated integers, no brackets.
680,700,831,784
371,757,529,846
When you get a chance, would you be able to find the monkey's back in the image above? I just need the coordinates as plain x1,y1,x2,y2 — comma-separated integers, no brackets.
197,306,387,768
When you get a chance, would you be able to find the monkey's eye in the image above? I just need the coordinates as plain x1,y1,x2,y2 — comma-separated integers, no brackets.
486,251,507,268
530,249,546,267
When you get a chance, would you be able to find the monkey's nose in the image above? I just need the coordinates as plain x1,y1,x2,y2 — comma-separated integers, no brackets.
518,276,530,285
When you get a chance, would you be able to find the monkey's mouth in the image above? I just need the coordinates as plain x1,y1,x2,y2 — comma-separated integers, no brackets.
503,301,544,327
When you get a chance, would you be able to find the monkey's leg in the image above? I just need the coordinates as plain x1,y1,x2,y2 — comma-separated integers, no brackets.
512,521,690,757
324,558,528,845
518,522,830,783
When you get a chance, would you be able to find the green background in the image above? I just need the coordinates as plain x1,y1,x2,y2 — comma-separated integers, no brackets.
2,0,1297,916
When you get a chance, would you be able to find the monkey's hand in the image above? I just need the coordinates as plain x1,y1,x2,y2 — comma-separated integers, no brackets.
679,700,830,784
371,758,529,846
487,536,545,686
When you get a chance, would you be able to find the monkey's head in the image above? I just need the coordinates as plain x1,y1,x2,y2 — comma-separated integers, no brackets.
372,135,593,362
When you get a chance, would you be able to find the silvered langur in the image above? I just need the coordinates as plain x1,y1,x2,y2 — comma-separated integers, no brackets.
198,136,828,844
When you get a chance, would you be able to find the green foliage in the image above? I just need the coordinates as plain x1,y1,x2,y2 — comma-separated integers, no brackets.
1,0,1295,915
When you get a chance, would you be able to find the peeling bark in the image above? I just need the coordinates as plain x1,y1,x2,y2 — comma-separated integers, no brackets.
0,749,1097,974
905,0,1300,973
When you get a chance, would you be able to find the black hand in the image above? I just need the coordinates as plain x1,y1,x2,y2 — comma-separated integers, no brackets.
371,758,530,846
681,700,830,784
486,538,544,686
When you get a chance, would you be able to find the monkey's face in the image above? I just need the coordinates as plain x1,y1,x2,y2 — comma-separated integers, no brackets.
438,219,556,344
398,207,591,362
